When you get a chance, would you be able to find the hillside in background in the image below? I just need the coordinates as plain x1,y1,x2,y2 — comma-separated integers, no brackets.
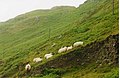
0,0,119,77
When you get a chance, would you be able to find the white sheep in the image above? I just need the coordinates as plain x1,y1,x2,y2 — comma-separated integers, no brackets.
44,53,53,59
67,46,73,51
58,46,67,53
73,41,83,47
33,57,43,63
25,64,31,72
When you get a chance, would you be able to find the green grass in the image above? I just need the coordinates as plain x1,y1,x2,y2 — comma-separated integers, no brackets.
0,0,119,77
34,65,118,78
62,66,119,78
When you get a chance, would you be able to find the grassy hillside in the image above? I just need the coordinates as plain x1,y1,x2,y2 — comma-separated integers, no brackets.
0,0,119,77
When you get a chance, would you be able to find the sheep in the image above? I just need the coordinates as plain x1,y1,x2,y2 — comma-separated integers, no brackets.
58,46,67,53
73,41,83,47
25,63,31,72
67,46,73,51
33,57,43,63
44,53,53,59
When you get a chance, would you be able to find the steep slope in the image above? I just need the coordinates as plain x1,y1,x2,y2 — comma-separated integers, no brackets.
30,34,118,78
0,0,118,77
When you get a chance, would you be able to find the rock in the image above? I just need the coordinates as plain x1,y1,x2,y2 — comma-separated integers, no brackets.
96,60,99,64
51,43,56,47
108,62,113,65
81,63,85,65
98,64,102,68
